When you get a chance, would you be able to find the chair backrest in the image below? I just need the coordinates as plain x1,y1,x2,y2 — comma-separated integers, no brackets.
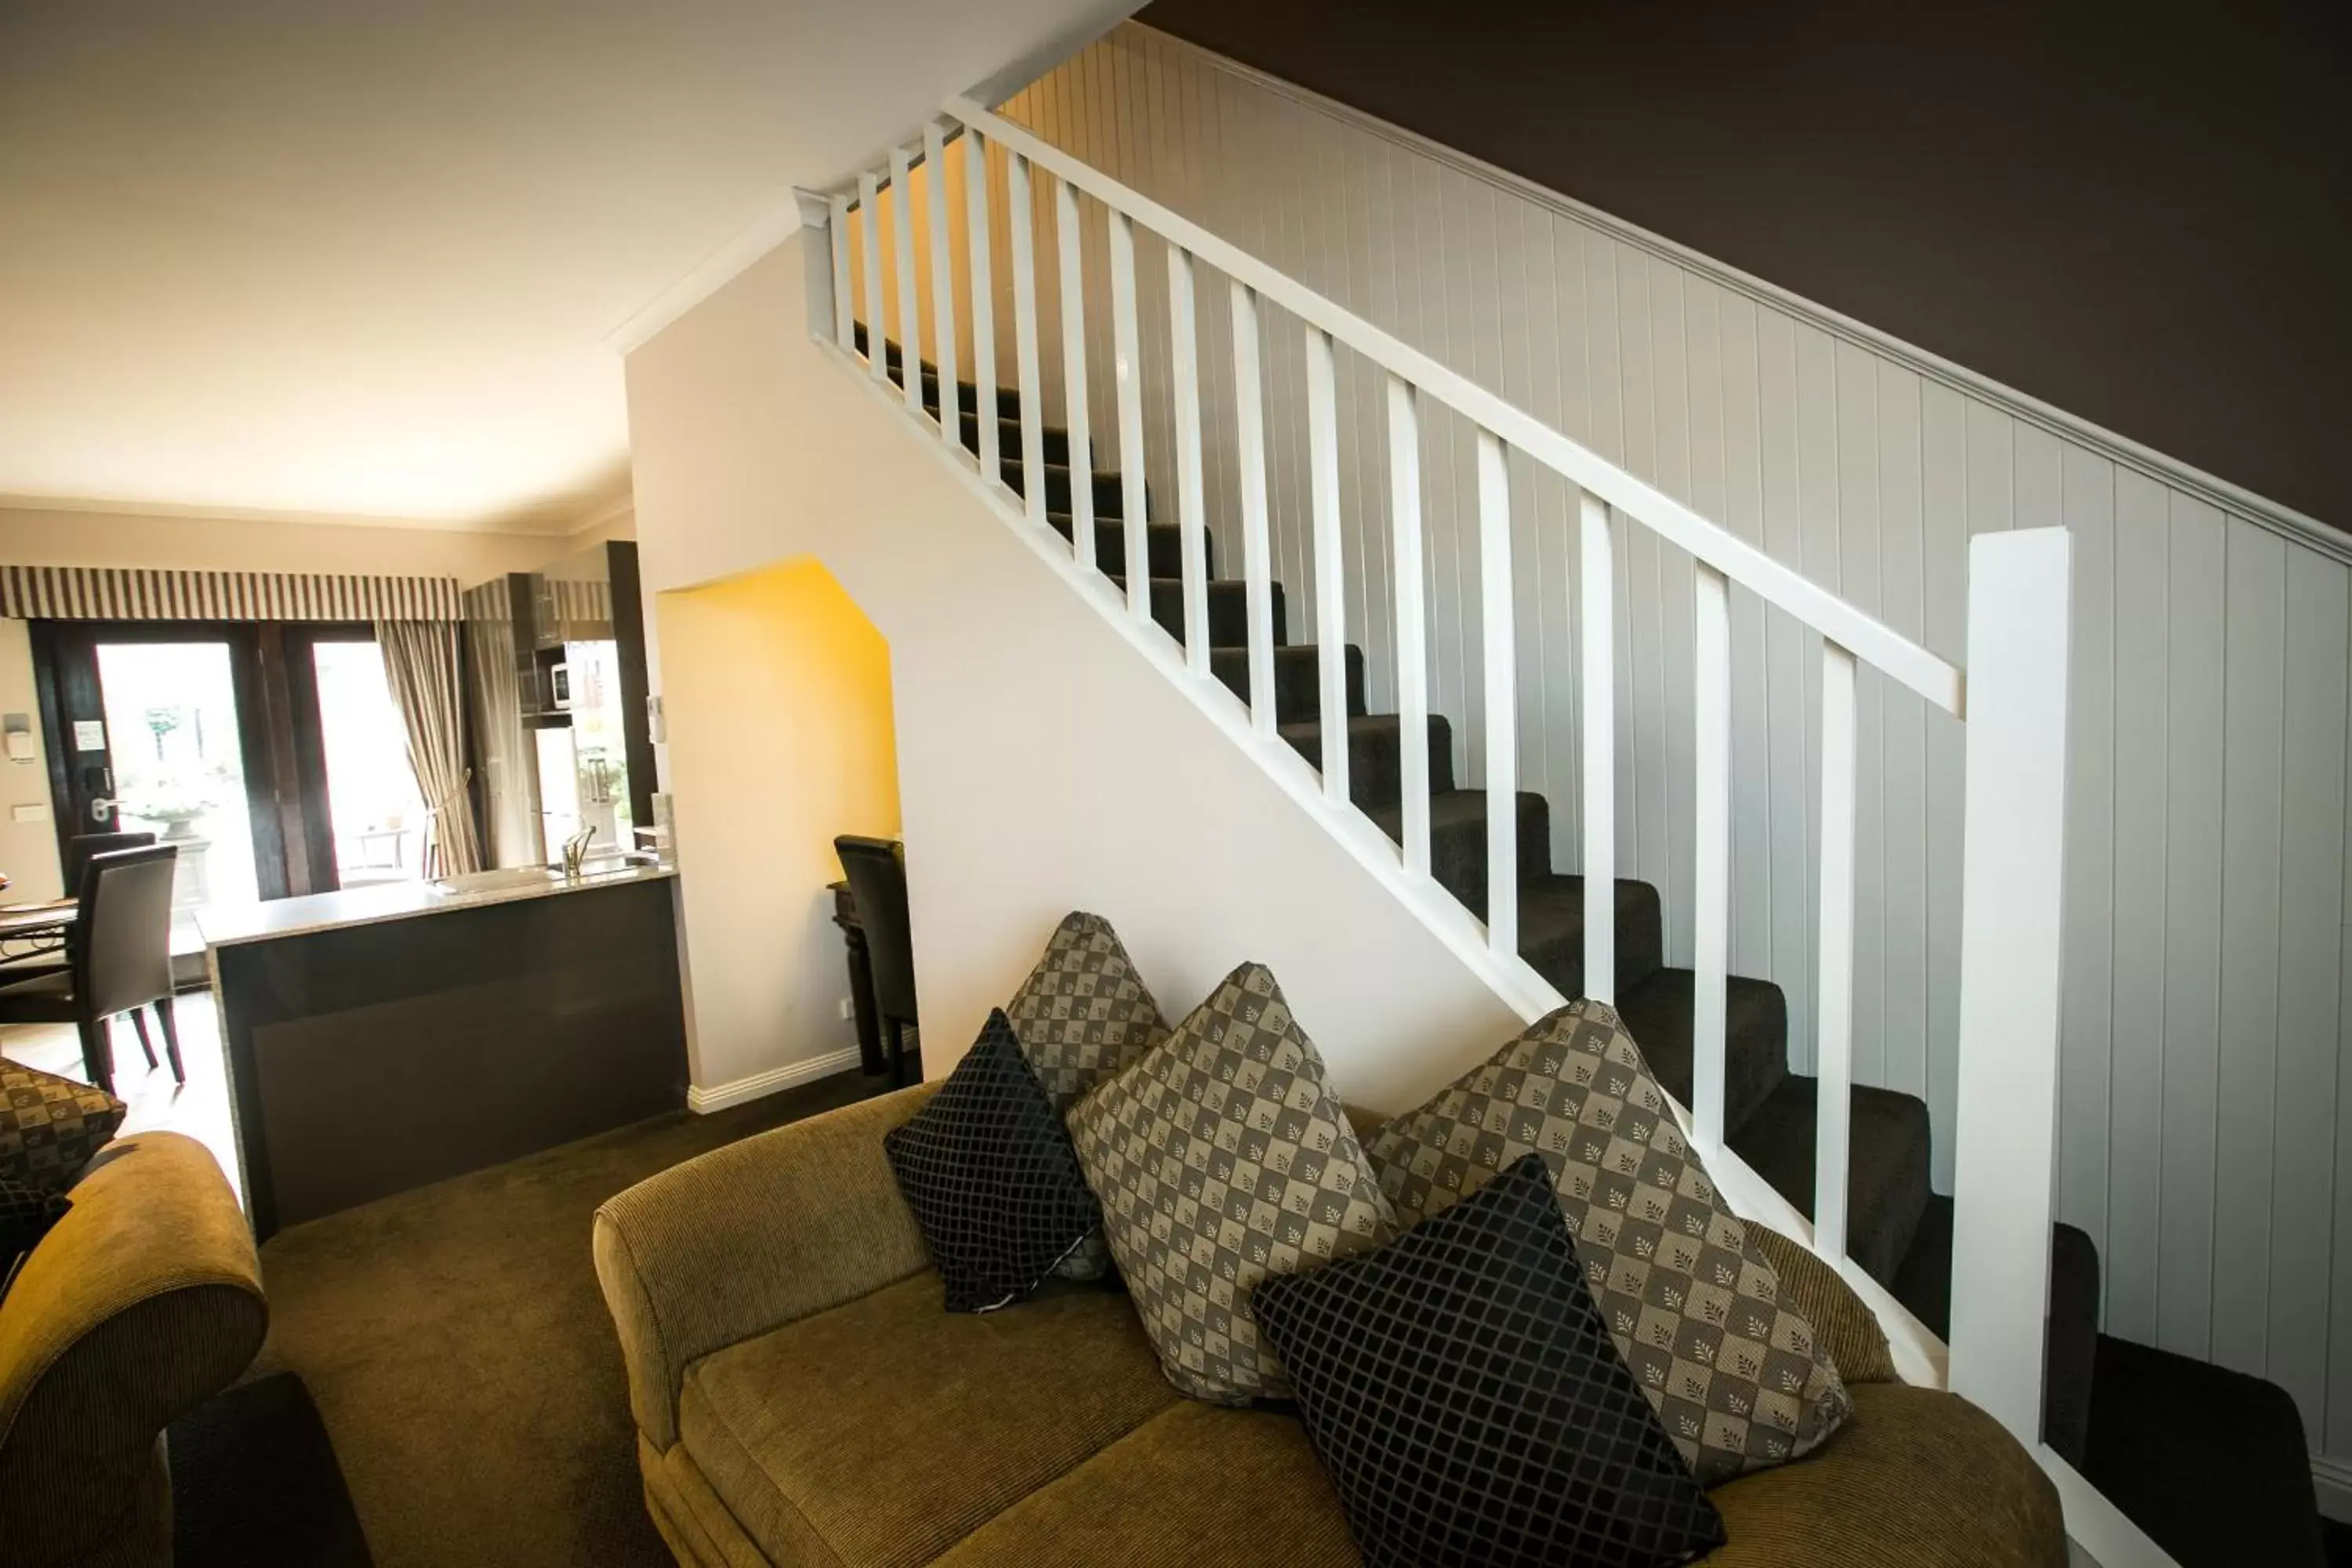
61,831,156,899
833,836,916,1023
73,844,177,1021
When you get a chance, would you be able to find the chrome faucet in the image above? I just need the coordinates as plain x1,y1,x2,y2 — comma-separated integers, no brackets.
561,825,597,878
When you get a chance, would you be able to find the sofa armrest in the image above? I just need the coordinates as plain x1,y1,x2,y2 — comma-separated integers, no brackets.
593,1082,939,1450
0,1132,268,1568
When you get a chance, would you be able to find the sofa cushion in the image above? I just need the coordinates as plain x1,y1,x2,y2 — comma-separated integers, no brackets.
1251,1153,1726,1568
882,1011,1101,1312
677,1271,1178,1568
1365,1000,1849,1486
0,1060,124,1195
1067,961,1394,1403
925,1381,2063,1568
929,1401,1359,1568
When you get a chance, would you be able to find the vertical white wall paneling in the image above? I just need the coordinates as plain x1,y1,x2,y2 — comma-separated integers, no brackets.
994,26,2352,1462
2160,495,2227,1359
2272,556,2348,1443
1814,641,1860,1265
964,130,1000,487
1054,177,1097,568
889,146,922,416
858,172,887,384
1107,208,1149,618
1005,154,1047,528
1389,376,1432,880
2057,441,2117,1258
1479,427,1516,960
1692,563,1733,1150
1306,325,1350,806
1581,491,1617,1004
2105,468,2172,1346
1232,281,1277,735
1167,245,1211,672
2212,523,2287,1380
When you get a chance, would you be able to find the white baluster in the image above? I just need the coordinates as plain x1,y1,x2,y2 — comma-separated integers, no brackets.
829,193,853,350
1167,246,1209,673
1814,641,1859,1265
1948,528,2074,1448
1055,178,1094,570
1305,326,1348,807
1479,429,1516,959
1692,564,1733,1150
1006,154,1046,528
1231,281,1276,735
1579,490,1616,1004
1388,376,1430,880
923,124,960,442
1109,209,1149,620
858,172,885,383
888,146,920,416
964,128,999,488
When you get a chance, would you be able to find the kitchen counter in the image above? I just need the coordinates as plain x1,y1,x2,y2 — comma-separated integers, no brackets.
204,863,688,1238
197,862,677,949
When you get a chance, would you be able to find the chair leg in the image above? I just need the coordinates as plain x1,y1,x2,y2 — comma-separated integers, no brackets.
76,1015,114,1099
154,995,184,1086
129,1008,159,1069
885,1019,906,1089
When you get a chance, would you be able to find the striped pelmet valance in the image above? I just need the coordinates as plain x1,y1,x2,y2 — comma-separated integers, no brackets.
0,566,462,622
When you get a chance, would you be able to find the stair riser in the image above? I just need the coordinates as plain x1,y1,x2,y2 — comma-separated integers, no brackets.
1374,793,1552,917
1280,716,1456,813
1053,515,1208,580
1517,880,1668,1003
854,329,1029,424
1005,463,1134,521
960,412,1076,468
1130,580,1283,648
1210,644,1364,723
1611,971,1788,1138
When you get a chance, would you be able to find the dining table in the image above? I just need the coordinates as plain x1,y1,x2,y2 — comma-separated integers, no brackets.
0,898,75,968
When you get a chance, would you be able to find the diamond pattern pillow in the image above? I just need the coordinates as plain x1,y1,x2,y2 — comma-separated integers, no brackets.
1252,1153,1727,1568
0,1061,125,1195
1068,961,1395,1403
883,1010,1103,1312
1004,911,1172,1281
1365,999,1849,1486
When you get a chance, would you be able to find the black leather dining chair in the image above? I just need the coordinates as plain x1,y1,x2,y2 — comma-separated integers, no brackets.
0,844,180,1097
834,836,919,1087
63,830,158,895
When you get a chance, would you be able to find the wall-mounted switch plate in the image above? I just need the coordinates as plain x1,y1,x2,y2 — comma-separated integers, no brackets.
11,802,49,824
838,996,854,1021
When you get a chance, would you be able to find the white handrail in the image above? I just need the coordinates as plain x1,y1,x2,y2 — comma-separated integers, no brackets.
945,95,1962,717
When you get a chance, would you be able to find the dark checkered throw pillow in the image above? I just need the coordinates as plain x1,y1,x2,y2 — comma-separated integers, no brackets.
1251,1153,1727,1568
884,1010,1103,1313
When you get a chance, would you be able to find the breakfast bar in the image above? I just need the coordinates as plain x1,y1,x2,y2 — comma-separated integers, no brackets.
201,864,688,1239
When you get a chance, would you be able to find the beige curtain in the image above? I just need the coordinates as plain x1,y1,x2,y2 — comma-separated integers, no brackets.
376,619,483,877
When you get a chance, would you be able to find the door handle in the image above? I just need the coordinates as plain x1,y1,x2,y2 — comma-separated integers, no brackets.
90,796,117,824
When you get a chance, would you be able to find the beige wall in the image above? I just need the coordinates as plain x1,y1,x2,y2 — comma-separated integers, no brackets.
625,227,1523,1106
657,561,900,1095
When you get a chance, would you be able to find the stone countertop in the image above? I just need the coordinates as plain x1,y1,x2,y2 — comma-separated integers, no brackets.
196,862,677,949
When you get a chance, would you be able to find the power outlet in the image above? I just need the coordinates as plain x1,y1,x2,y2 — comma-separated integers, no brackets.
837,996,855,1021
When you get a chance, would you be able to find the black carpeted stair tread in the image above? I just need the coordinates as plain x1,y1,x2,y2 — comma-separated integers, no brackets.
1004,461,1138,521
1886,1196,2103,1468
851,324,1028,423
1277,713,1453,814
1514,874,1667,1000
1365,789,1551,917
1210,644,1365,723
1051,514,1209,580
1087,577,1283,648
1729,1074,1933,1287
1612,968,1789,1138
959,409,1078,467
2083,1334,2329,1568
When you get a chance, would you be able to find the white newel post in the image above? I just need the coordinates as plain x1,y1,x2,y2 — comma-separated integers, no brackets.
1947,527,2073,1449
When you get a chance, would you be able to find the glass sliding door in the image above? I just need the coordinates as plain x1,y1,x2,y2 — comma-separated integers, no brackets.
303,637,430,886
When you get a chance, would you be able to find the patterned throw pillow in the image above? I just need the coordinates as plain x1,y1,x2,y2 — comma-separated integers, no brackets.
883,1011,1103,1313
1365,1000,1849,1486
1067,962,1394,1403
1252,1153,1727,1568
1004,911,1172,1281
0,1061,126,1195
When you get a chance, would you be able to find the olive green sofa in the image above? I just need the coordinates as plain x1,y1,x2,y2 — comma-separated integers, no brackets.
593,1084,2066,1568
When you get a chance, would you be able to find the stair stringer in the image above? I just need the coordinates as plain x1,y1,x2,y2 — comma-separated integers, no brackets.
811,323,1953,1395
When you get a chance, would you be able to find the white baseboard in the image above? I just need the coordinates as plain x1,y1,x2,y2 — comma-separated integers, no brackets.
686,1047,863,1113
2314,1455,2352,1525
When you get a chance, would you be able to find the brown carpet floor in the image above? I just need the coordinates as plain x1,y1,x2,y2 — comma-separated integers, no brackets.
245,1068,891,1568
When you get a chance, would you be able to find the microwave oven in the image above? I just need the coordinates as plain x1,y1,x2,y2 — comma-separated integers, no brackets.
548,661,573,711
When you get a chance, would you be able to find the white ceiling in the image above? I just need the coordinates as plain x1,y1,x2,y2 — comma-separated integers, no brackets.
0,0,1130,533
